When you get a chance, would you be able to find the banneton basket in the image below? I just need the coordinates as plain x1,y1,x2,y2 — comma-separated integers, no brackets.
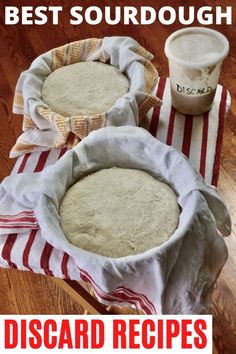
0,126,231,314
11,36,161,157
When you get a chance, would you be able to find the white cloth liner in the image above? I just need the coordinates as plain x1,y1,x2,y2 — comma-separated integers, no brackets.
0,126,231,314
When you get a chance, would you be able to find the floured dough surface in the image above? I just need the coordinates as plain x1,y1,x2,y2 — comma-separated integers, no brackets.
42,62,129,116
59,168,180,258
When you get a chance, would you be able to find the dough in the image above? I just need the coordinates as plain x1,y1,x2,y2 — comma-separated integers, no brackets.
42,62,129,116
59,168,180,258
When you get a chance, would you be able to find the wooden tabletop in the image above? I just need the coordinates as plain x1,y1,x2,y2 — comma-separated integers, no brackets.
0,1,235,352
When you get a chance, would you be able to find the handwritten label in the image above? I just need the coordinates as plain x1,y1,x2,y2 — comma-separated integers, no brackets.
176,84,213,95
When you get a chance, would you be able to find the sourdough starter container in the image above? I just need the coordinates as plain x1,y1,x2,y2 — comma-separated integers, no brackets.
165,27,229,115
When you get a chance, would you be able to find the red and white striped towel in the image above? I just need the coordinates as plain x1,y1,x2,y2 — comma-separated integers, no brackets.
0,211,38,229
144,78,230,186
0,78,231,312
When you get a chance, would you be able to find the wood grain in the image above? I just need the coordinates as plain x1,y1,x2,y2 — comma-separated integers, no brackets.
0,269,85,314
0,1,235,352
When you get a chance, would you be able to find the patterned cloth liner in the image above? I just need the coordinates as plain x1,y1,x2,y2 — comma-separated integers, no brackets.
11,36,161,157
0,127,231,314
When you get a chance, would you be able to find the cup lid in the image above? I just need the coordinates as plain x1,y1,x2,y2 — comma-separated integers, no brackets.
164,27,229,68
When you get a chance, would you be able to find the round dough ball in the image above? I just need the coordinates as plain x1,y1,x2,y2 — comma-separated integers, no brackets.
42,62,129,116
59,168,180,258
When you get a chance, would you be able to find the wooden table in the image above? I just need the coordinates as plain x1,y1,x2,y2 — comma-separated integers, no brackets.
0,1,235,352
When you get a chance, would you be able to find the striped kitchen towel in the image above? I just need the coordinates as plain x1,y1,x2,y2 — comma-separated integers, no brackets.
0,78,231,295
143,78,230,186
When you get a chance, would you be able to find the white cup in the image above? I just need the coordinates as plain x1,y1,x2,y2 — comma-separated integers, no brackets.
165,27,229,115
